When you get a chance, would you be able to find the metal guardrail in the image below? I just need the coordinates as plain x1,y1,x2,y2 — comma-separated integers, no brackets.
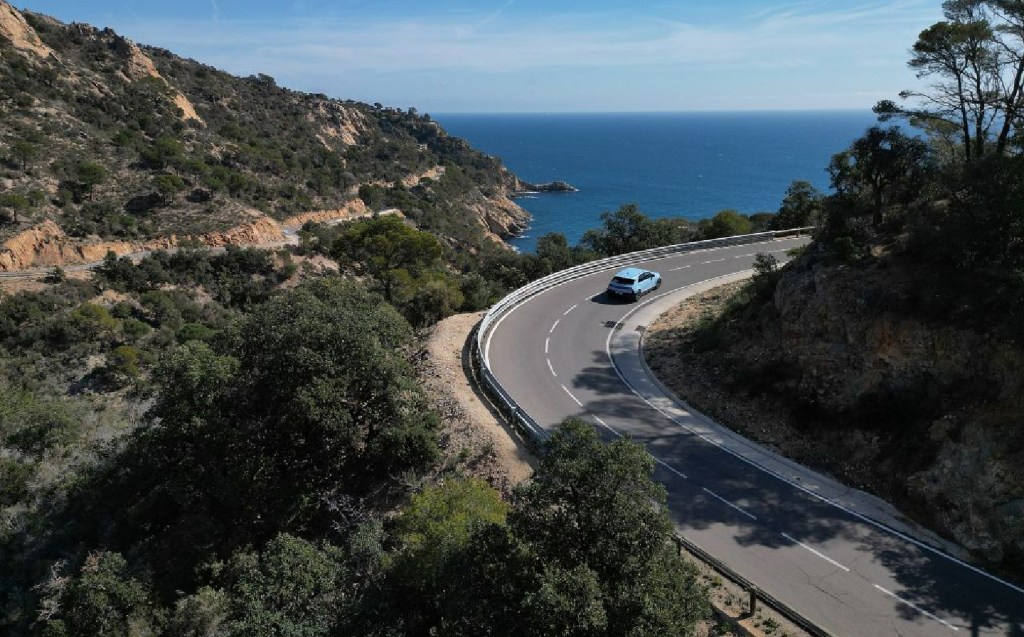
470,227,834,637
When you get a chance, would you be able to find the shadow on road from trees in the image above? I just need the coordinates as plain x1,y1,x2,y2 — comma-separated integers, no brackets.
565,356,1024,636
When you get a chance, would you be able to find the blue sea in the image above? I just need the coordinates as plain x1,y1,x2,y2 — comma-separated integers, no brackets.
434,111,880,252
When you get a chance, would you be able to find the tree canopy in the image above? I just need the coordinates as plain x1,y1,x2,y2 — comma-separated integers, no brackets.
332,215,444,303
876,0,1024,160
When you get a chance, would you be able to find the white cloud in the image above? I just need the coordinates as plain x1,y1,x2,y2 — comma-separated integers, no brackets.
116,1,935,76
93,0,938,110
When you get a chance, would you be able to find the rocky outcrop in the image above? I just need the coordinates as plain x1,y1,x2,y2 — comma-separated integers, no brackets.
0,220,85,271
469,193,531,243
646,254,1024,573
515,179,578,193
307,99,370,147
106,30,203,124
0,0,54,59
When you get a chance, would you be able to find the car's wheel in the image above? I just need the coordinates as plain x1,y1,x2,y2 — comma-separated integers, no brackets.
632,292,639,302
655,278,662,290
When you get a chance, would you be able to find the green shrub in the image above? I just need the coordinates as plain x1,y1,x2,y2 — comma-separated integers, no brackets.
0,387,84,456
176,322,215,343
0,457,33,507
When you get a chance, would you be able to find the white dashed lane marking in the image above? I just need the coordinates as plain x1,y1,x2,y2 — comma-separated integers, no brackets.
702,487,758,520
563,304,579,315
561,385,583,406
874,585,959,631
544,337,550,354
656,458,688,480
547,358,557,378
549,319,560,333
781,533,850,572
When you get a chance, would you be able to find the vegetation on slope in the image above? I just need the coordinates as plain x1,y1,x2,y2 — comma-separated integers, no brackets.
0,5,523,249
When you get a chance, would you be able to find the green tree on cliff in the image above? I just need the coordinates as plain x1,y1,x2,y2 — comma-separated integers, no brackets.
332,215,443,302
775,180,824,229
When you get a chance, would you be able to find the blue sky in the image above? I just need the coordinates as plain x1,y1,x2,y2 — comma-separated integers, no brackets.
15,1,941,113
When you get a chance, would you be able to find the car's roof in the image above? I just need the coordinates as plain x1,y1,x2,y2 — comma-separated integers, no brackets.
613,267,647,279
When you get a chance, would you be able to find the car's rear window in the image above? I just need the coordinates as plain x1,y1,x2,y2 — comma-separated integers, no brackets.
612,276,635,285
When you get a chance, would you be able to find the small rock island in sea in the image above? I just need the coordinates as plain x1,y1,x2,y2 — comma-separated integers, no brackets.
515,180,579,194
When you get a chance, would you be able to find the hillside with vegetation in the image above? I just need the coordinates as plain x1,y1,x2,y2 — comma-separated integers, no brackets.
0,3,734,635
646,0,1024,578
0,0,534,270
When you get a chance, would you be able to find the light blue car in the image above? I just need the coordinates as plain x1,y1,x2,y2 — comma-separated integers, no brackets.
606,267,662,301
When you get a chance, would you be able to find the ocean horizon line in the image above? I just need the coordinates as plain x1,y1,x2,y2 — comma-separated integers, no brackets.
432,108,877,117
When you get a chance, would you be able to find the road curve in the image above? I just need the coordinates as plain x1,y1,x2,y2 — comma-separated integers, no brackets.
485,237,1024,637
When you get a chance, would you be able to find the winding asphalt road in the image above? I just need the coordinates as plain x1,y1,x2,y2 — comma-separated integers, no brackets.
484,237,1024,637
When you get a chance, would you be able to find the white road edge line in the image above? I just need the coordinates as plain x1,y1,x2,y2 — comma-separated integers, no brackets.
781,532,850,572
874,585,959,631
547,358,557,378
702,487,758,521
601,271,1024,597
561,384,583,406
549,318,560,334
563,304,579,315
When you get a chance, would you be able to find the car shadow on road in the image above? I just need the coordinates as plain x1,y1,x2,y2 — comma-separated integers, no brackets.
589,291,635,305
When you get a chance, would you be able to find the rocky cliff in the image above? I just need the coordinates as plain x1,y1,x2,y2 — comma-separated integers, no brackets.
0,0,52,58
646,250,1024,574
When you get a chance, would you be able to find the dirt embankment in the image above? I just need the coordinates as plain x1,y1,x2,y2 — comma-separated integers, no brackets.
417,312,536,494
280,199,370,228
644,261,1024,574
0,216,286,272
0,199,413,272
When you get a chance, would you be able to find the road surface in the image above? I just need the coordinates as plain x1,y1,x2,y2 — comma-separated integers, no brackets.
485,236,1024,637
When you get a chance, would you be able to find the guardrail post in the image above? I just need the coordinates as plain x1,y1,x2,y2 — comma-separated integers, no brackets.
748,587,758,616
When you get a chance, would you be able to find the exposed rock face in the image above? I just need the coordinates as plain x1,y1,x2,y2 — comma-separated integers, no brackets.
0,216,286,271
0,219,82,270
0,0,54,58
281,199,371,228
107,31,204,124
307,99,370,146
646,254,1024,573
469,193,531,242
772,262,1024,568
